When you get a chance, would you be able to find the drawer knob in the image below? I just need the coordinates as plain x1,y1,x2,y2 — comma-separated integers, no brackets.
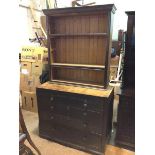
50,106,54,109
84,99,87,103
50,97,54,101
83,112,87,116
83,103,88,107
50,116,54,120
82,136,87,141
66,106,70,110
67,116,70,121
52,126,56,130
83,122,88,127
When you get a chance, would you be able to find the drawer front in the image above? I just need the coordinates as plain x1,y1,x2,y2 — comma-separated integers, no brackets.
49,124,102,152
50,113,103,134
68,108,104,134
37,89,105,112
53,93,104,112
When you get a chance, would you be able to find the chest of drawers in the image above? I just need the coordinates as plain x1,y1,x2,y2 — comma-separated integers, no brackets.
36,82,114,155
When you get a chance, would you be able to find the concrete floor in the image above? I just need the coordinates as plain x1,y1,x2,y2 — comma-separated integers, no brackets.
22,110,135,155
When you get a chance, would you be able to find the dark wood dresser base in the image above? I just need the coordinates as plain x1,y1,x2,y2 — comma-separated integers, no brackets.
36,82,114,155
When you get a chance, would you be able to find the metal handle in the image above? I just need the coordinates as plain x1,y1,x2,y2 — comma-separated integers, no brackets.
82,136,87,141
50,116,54,120
66,106,70,110
50,96,54,101
83,112,87,116
83,122,87,127
84,99,87,103
67,116,70,121
50,105,54,110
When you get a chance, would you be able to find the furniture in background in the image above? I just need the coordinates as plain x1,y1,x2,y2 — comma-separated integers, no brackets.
115,11,135,151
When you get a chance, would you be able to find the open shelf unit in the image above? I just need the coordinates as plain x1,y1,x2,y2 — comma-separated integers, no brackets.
43,5,116,88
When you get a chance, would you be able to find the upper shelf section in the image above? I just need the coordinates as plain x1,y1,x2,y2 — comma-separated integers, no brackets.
43,4,117,17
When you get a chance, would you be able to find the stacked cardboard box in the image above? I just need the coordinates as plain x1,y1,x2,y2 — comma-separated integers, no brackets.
20,46,48,112
110,56,120,81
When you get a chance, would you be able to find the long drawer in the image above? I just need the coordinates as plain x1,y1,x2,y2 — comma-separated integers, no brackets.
37,89,105,112
39,122,103,152
52,113,103,134
38,103,104,134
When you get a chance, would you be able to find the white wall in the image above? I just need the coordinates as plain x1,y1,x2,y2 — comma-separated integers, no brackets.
18,0,135,46
18,0,46,47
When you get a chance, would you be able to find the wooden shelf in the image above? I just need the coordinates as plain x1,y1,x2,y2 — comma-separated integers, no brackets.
110,65,118,68
49,33,108,38
51,63,105,71
50,79,104,89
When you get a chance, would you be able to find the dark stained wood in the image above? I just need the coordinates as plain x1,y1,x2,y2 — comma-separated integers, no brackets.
43,4,116,88
116,11,135,151
43,4,116,16
122,11,135,89
49,33,108,37
51,63,105,70
36,83,114,155
104,12,114,88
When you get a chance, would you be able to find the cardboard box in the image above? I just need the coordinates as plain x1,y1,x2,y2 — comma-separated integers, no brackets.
20,74,29,91
21,46,48,63
20,62,32,75
33,47,48,63
21,91,38,113
32,62,48,76
21,46,36,62
110,67,118,80
28,75,41,92
20,74,41,92
20,62,32,91
110,56,119,66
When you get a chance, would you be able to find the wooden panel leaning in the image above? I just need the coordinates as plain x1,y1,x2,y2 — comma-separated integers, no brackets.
43,4,116,88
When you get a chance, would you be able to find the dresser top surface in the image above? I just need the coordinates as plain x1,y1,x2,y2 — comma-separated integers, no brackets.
37,82,113,97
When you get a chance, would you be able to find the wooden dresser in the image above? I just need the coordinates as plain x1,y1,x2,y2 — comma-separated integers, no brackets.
37,82,114,155
36,4,116,155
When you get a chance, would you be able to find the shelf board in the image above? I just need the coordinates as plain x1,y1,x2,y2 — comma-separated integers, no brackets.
51,63,105,70
49,33,108,38
50,79,104,89
110,65,118,68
